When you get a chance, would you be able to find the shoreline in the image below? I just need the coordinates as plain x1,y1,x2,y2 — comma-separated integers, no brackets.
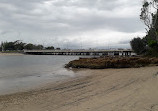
0,71,86,97
0,66,158,111
0,52,24,56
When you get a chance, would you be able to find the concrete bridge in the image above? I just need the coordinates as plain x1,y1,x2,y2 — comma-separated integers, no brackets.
23,49,135,56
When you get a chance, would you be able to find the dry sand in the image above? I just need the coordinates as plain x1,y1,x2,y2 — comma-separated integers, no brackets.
0,66,158,111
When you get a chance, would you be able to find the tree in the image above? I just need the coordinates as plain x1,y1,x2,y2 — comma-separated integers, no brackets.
56,47,61,50
0,45,2,51
0,40,46,51
45,46,54,50
130,37,147,55
130,1,158,56
140,0,158,41
0,42,3,51
24,43,34,50
3,42,15,51
24,43,44,50
35,45,44,50
14,40,25,50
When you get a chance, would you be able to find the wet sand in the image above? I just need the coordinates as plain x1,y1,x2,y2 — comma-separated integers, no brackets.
0,66,158,111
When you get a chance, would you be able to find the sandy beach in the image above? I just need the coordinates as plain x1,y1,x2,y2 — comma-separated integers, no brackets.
0,52,24,56
0,66,158,111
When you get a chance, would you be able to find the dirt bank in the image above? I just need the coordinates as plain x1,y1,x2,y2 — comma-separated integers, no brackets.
0,66,158,111
65,57,158,69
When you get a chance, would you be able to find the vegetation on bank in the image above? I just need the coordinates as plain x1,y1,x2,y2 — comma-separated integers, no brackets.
65,57,158,69
0,40,60,51
130,0,158,57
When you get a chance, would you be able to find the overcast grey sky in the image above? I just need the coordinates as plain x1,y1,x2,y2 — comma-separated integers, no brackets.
0,0,146,49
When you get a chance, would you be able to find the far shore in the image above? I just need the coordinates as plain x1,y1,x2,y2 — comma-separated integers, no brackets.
0,52,24,56
0,66,158,111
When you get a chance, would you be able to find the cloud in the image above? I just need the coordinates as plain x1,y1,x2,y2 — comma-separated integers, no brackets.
0,0,146,49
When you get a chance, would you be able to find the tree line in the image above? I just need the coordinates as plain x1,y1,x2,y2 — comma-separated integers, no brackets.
130,0,158,57
0,40,60,51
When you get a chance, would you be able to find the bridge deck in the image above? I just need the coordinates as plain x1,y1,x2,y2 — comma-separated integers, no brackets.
24,49,133,53
24,50,134,56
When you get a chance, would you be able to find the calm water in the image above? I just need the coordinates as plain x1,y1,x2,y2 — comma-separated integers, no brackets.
0,55,79,95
